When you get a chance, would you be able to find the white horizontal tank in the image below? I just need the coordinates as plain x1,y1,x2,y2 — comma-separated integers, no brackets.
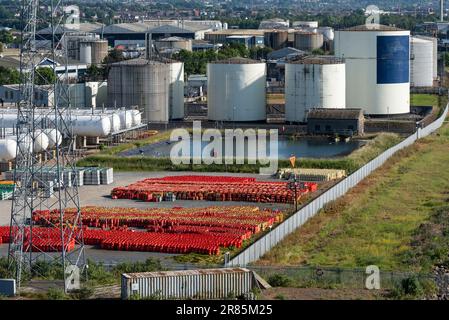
0,139,17,161
118,110,133,129
43,129,62,148
130,110,142,126
207,57,266,122
285,56,346,122
335,24,410,115
71,115,112,137
33,130,49,153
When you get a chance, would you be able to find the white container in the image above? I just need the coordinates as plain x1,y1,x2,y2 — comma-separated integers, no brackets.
72,115,112,137
411,37,434,87
207,58,266,122
285,56,346,122
33,130,49,153
121,268,256,300
110,113,121,132
118,110,133,129
169,61,185,120
335,25,410,115
43,128,62,148
130,110,142,126
0,138,17,161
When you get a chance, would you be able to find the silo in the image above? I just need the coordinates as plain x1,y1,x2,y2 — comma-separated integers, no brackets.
80,40,108,65
79,42,92,64
293,32,324,52
264,31,288,50
285,56,346,123
107,59,170,123
415,35,438,81
155,37,192,52
335,25,410,115
169,61,185,119
411,37,434,87
207,58,266,122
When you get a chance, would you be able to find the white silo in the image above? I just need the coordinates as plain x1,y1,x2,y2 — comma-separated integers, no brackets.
411,37,434,87
285,56,346,123
207,58,266,122
414,35,438,82
169,61,185,120
335,24,410,115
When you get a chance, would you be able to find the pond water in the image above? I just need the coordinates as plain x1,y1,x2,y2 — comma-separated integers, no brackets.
119,137,366,160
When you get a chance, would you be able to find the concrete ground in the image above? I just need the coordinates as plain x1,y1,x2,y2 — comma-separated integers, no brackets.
0,171,291,265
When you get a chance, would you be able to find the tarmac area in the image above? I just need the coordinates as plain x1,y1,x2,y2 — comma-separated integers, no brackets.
0,171,291,266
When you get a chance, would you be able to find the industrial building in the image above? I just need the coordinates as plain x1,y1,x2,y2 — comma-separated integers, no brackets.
207,58,266,122
307,109,365,136
155,37,193,52
335,24,411,115
225,35,265,48
285,56,346,123
107,58,185,123
204,29,265,44
0,82,107,109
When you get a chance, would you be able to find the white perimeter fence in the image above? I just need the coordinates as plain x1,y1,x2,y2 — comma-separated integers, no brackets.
227,105,449,267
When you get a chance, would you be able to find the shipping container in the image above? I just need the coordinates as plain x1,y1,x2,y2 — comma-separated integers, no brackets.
121,268,257,300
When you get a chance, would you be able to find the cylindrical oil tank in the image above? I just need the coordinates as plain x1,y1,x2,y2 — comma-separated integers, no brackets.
79,42,92,64
285,56,346,122
130,110,142,126
118,110,133,129
411,37,434,87
294,32,324,52
415,35,438,81
207,58,266,122
169,61,185,120
0,138,17,161
264,31,288,50
80,40,108,65
71,115,111,137
335,25,410,115
318,27,335,41
109,113,121,132
107,58,171,123
155,37,192,52
43,129,62,148
33,130,49,153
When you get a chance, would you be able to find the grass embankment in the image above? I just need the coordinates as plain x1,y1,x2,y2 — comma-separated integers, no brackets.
78,133,401,174
410,94,440,107
256,120,449,272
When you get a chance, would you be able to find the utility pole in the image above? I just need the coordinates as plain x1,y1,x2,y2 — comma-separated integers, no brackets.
8,0,85,293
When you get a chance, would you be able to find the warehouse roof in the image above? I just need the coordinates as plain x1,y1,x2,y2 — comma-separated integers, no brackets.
211,57,261,64
267,47,306,61
307,108,364,120
341,24,405,32
37,22,104,34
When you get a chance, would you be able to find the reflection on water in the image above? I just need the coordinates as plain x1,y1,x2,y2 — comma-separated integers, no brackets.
119,137,365,159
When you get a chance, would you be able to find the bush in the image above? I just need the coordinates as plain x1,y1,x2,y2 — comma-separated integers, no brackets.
69,287,94,300
46,288,68,300
267,274,293,287
400,276,424,297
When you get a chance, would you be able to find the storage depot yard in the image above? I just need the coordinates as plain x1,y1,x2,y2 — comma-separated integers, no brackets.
0,172,299,264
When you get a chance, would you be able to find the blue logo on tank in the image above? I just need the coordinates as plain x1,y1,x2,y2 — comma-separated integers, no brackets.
377,35,410,84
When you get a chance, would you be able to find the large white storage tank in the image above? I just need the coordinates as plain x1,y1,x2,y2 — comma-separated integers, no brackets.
0,139,17,161
285,56,346,123
207,58,266,122
411,37,434,87
335,24,410,115
107,58,184,123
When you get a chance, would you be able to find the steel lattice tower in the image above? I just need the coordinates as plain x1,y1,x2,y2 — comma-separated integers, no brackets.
8,0,85,292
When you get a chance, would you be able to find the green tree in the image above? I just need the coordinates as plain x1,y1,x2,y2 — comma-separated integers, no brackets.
0,66,20,85
0,42,4,53
103,48,125,65
0,30,13,44
34,67,56,85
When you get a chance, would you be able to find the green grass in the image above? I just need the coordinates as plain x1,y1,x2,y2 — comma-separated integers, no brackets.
78,133,400,174
256,119,449,272
410,94,440,107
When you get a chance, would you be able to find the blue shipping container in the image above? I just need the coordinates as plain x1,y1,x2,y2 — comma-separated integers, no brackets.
377,35,410,84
